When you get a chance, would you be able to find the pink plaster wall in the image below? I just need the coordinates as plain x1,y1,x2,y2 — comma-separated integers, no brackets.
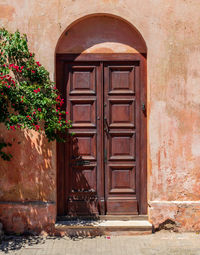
0,126,56,202
0,203,56,234
0,0,200,232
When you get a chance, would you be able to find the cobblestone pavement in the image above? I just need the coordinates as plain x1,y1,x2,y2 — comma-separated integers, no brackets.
0,232,200,255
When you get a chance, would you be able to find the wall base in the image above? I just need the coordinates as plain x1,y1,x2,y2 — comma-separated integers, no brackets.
1,201,200,234
149,201,200,232
0,202,56,234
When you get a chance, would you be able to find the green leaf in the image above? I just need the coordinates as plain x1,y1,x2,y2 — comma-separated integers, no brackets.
0,28,72,161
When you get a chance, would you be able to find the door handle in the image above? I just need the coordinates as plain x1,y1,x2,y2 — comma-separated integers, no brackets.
71,159,91,166
141,103,146,115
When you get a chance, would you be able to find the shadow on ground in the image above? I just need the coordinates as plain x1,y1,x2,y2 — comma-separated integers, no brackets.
0,235,53,253
0,233,99,253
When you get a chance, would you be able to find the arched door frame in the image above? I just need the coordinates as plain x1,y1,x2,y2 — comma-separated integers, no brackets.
56,53,147,216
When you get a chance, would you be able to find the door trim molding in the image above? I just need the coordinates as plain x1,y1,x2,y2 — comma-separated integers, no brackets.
56,53,147,215
56,53,146,62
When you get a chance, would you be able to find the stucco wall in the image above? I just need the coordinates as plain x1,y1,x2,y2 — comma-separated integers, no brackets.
0,0,200,233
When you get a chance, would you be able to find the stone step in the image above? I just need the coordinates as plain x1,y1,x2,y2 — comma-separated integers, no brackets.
57,215,148,221
55,220,152,236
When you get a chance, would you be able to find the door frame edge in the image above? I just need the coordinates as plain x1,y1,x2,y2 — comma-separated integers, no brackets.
56,53,147,216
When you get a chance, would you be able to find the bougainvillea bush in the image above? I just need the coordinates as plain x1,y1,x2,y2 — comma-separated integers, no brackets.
0,28,71,160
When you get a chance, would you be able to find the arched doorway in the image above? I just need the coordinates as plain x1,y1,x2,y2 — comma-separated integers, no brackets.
56,14,147,216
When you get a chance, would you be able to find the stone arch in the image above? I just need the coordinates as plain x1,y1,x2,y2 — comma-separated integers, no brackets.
55,13,147,54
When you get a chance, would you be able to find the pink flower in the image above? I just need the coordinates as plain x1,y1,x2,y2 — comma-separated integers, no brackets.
56,95,61,102
13,65,19,71
36,61,41,67
10,126,15,131
33,88,40,93
60,99,64,106
38,108,42,112
31,70,35,73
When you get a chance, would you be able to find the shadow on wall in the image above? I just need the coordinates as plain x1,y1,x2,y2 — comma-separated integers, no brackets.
0,125,97,232
67,136,99,216
56,15,147,54
0,125,56,233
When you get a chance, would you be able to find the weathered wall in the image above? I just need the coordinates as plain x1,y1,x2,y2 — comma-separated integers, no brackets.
0,0,200,232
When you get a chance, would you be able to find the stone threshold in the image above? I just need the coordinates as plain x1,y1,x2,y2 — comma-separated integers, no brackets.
57,214,148,221
55,218,152,236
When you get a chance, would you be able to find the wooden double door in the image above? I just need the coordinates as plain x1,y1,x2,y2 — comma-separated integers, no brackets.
57,54,147,216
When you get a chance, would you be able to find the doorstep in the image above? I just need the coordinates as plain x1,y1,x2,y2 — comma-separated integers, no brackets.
55,216,152,236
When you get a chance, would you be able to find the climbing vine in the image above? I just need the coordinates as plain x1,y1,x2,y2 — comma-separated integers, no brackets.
0,28,71,160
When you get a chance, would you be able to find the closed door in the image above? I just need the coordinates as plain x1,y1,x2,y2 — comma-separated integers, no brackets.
57,54,147,216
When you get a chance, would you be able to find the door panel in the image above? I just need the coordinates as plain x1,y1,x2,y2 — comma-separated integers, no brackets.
108,66,135,95
70,99,96,128
104,62,140,215
109,133,135,161
65,62,101,215
109,99,135,128
108,165,136,193
70,66,96,94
